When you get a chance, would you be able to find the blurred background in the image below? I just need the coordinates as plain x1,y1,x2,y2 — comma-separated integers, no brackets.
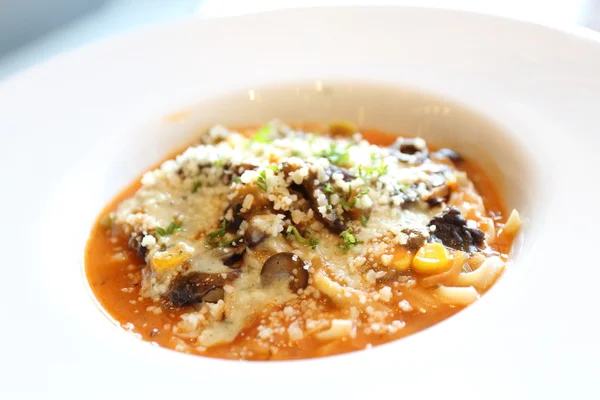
1,0,599,80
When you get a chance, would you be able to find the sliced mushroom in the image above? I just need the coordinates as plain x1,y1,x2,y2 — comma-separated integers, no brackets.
211,238,247,268
392,184,419,205
222,249,245,268
226,202,244,233
285,164,349,234
398,138,425,155
326,165,356,181
426,196,444,208
244,224,266,247
128,234,148,259
389,138,429,163
261,252,309,291
167,271,239,307
402,228,428,249
425,184,450,208
201,287,225,303
303,180,347,234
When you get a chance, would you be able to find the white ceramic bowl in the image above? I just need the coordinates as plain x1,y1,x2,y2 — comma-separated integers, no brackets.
1,6,599,399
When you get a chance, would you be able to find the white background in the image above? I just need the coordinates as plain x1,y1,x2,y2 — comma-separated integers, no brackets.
1,0,600,79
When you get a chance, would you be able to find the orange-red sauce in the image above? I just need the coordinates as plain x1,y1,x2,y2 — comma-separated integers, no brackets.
85,127,512,360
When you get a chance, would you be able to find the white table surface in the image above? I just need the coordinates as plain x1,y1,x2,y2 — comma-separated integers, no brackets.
1,0,599,80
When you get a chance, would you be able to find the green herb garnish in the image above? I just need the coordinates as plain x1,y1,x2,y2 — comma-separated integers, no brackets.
257,170,268,191
360,214,369,227
320,143,351,166
286,226,319,250
218,235,244,248
232,176,242,183
339,184,355,209
324,183,335,193
358,161,388,179
251,124,273,143
266,165,280,172
339,186,368,209
339,197,356,209
156,220,183,237
339,227,363,252
207,220,228,240
206,220,243,248
192,180,202,193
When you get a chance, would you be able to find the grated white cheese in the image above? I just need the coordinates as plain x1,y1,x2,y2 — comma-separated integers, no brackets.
112,120,494,354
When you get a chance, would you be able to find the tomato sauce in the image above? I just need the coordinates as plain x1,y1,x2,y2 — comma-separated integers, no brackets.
85,127,512,360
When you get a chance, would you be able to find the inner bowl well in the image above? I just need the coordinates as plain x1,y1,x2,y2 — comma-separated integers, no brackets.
65,80,541,360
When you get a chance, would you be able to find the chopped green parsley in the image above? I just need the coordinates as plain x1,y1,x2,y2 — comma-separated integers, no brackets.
286,225,319,250
339,227,363,252
251,124,274,143
156,220,183,237
207,220,227,240
206,220,241,248
320,143,351,166
257,170,268,191
360,214,369,227
191,180,202,193
339,186,369,209
358,161,388,178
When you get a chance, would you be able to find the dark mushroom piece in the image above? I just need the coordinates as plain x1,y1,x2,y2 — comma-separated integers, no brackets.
402,228,428,249
426,196,444,208
244,224,267,247
285,164,349,234
261,252,309,292
398,139,425,155
201,287,225,303
221,248,246,268
211,238,247,269
326,165,356,181
225,202,245,233
128,234,148,259
427,207,485,253
303,178,347,234
167,270,239,307
425,184,450,208
389,138,429,163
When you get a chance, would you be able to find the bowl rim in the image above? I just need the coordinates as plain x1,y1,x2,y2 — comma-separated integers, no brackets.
1,6,599,398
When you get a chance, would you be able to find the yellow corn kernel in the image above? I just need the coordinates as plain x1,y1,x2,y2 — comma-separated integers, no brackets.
412,243,450,274
152,244,192,271
328,120,357,137
392,248,413,271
